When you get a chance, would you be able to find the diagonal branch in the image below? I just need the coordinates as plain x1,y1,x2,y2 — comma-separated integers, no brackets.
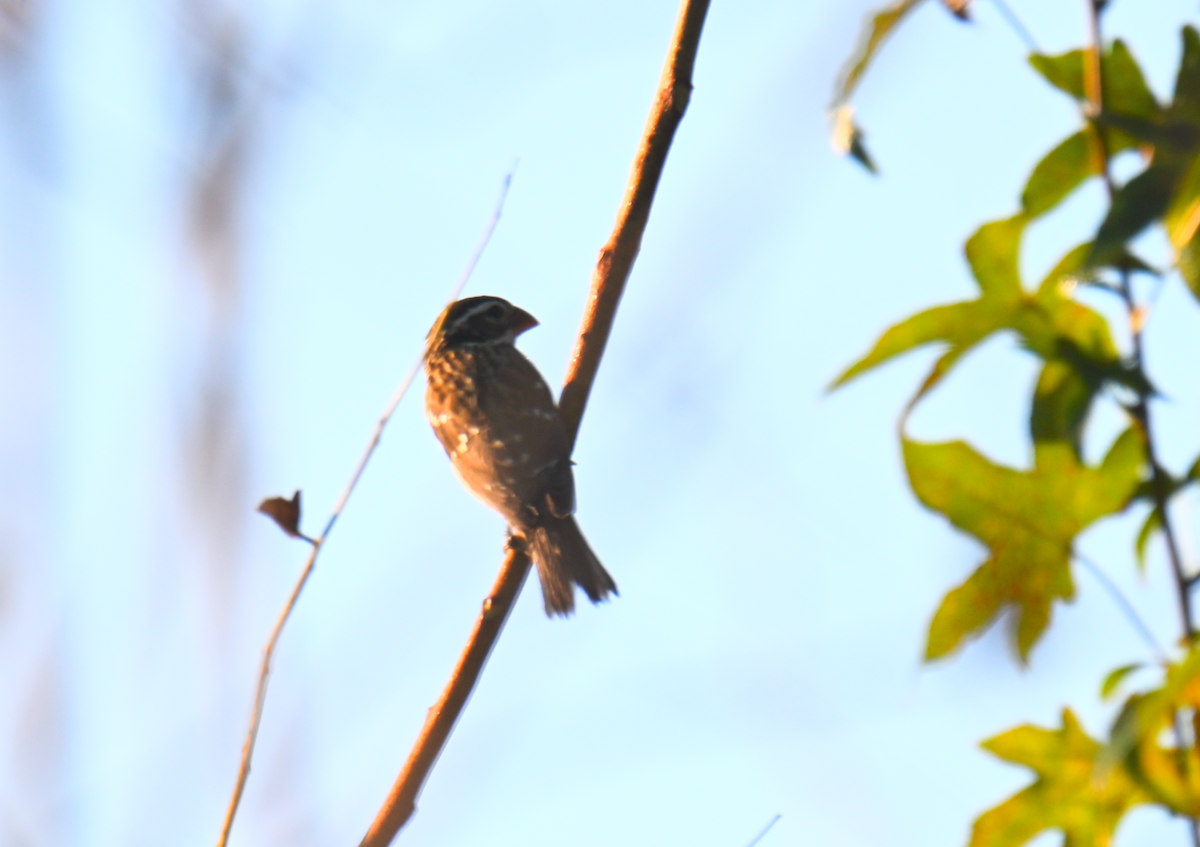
356,3,711,845
558,0,709,444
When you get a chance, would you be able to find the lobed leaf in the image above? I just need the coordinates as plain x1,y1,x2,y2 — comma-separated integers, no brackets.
1029,41,1158,119
835,228,1132,411
972,710,1148,847
1084,28,1200,290
833,216,1028,394
912,428,1143,661
1023,42,1161,221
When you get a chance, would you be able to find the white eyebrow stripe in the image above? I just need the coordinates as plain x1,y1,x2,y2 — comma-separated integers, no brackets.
452,299,507,327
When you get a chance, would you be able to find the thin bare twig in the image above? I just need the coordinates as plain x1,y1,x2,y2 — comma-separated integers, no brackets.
744,814,782,847
986,0,1040,54
1074,554,1166,661
356,3,710,845
1082,0,1193,643
216,173,513,847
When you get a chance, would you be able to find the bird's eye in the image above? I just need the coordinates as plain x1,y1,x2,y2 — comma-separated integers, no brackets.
486,305,505,320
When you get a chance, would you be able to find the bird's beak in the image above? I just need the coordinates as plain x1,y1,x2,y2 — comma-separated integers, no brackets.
509,307,539,336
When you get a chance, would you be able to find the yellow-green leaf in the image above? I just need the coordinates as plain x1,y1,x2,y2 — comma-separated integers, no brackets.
972,710,1148,847
1022,132,1094,218
832,216,1028,395
912,428,1144,661
1090,161,1188,268
834,226,1132,411
1112,648,1200,815
1101,663,1145,701
1030,41,1158,119
1086,28,1200,278
1030,359,1094,462
832,0,926,106
1134,508,1162,573
1029,50,1085,101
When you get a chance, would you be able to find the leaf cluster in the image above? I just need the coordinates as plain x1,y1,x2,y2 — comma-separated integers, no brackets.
833,8,1200,845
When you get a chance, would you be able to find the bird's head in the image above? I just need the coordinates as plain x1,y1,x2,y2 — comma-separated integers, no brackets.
425,295,539,357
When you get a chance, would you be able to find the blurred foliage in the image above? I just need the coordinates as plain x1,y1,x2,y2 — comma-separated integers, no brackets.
972,710,1148,847
833,6,1200,846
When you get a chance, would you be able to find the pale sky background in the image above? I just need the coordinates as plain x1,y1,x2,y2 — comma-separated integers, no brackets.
1,1,1199,846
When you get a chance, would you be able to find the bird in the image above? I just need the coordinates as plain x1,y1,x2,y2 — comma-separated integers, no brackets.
423,295,617,616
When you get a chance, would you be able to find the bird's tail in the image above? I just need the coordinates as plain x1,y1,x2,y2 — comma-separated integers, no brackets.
528,516,617,617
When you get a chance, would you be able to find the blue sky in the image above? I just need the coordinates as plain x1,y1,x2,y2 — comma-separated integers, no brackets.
1,1,1198,845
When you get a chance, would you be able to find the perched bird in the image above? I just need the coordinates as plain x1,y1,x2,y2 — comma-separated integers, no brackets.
423,295,617,616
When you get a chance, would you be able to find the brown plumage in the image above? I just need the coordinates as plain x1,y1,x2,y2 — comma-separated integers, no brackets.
423,295,617,616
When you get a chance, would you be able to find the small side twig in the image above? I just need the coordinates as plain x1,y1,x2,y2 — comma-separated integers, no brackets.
356,3,711,845
986,0,1040,54
215,173,513,847
743,814,782,847
1074,554,1166,661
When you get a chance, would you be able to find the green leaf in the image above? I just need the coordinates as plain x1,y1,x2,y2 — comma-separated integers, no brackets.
1104,40,1162,122
1029,41,1159,120
1085,28,1200,282
1024,42,1160,221
972,710,1148,847
1022,132,1094,218
1163,154,1200,300
1134,508,1162,573
913,428,1144,661
834,228,1133,410
1171,26,1200,126
965,214,1026,298
1089,160,1188,267
832,216,1027,394
1101,663,1145,700
1030,50,1085,100
1176,230,1200,300
1030,359,1094,462
832,0,926,106
1112,647,1200,815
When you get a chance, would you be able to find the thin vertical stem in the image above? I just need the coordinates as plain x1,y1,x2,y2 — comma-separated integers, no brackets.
1084,3,1199,844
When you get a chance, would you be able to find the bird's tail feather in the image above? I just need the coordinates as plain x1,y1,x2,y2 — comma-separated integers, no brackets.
529,517,617,617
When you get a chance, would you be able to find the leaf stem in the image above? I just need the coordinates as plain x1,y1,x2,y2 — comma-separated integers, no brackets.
1084,2,1199,844
1075,554,1167,661
355,3,711,845
1083,0,1193,644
